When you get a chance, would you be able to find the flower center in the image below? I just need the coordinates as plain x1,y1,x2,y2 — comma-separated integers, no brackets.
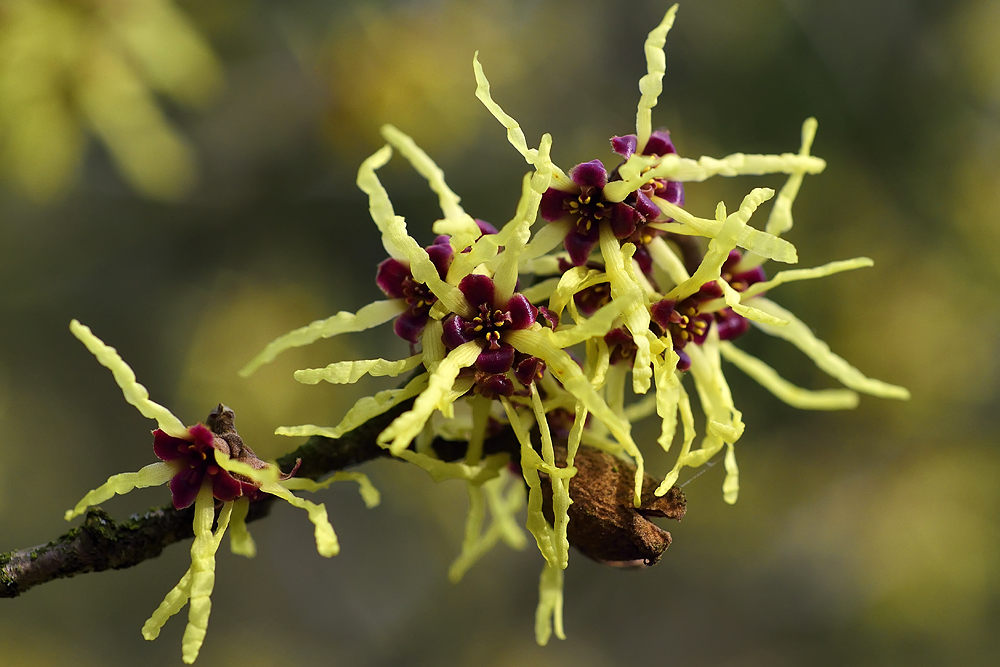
401,275,437,315
465,303,513,350
563,185,608,234
664,304,709,345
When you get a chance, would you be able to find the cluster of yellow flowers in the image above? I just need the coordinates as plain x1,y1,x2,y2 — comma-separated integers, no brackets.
240,3,908,647
63,4,907,662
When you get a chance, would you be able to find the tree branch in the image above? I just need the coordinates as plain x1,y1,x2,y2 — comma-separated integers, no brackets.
1,398,517,598
1,394,687,598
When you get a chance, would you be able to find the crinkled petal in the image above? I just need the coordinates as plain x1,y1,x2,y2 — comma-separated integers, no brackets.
751,298,911,399
665,190,774,302
357,146,471,316
65,461,178,520
180,485,230,664
535,562,566,645
719,341,859,410
228,496,256,557
506,329,644,506
70,320,188,438
239,299,406,377
378,341,483,455
282,471,382,509
380,124,474,229
635,5,679,152
276,373,428,440
261,481,339,557
650,197,797,264
599,228,656,393
646,236,690,286
293,354,423,385
736,257,874,301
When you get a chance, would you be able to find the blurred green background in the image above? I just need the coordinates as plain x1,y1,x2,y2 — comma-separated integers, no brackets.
1,0,998,665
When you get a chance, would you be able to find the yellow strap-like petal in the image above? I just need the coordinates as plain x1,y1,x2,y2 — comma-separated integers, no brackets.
599,230,655,394
739,257,874,301
238,299,406,377
181,486,232,664
650,197,798,265
605,150,826,203
719,341,860,410
261,481,339,557
519,219,574,272
766,117,818,238
377,341,482,455
722,441,740,505
507,329,645,507
65,461,177,521
493,136,554,304
379,124,474,230
70,320,187,438
281,471,382,509
142,569,192,641
717,279,787,326
546,299,625,348
447,470,527,583
535,562,566,645
276,372,428,441
473,52,535,165
142,496,233,643
635,4,679,152
519,277,560,304
293,354,423,385
751,298,911,400
665,189,774,302
228,496,256,558
654,380,696,496
214,449,280,486
547,267,608,319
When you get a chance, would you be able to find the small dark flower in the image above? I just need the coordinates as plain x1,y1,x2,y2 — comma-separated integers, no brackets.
376,239,454,342
649,250,768,371
442,274,538,375
611,129,686,275
540,160,651,266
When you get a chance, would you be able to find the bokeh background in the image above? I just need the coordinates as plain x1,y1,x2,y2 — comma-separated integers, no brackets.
1,0,998,665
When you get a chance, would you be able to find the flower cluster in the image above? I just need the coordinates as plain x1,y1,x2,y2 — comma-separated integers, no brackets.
237,3,910,646
64,320,379,664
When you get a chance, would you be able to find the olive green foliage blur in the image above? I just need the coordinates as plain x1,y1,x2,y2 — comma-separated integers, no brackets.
0,0,221,201
1,0,998,665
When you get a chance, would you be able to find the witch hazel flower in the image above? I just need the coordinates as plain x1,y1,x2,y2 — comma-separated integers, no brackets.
242,120,657,644
474,3,909,510
237,1,912,652
64,320,378,664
